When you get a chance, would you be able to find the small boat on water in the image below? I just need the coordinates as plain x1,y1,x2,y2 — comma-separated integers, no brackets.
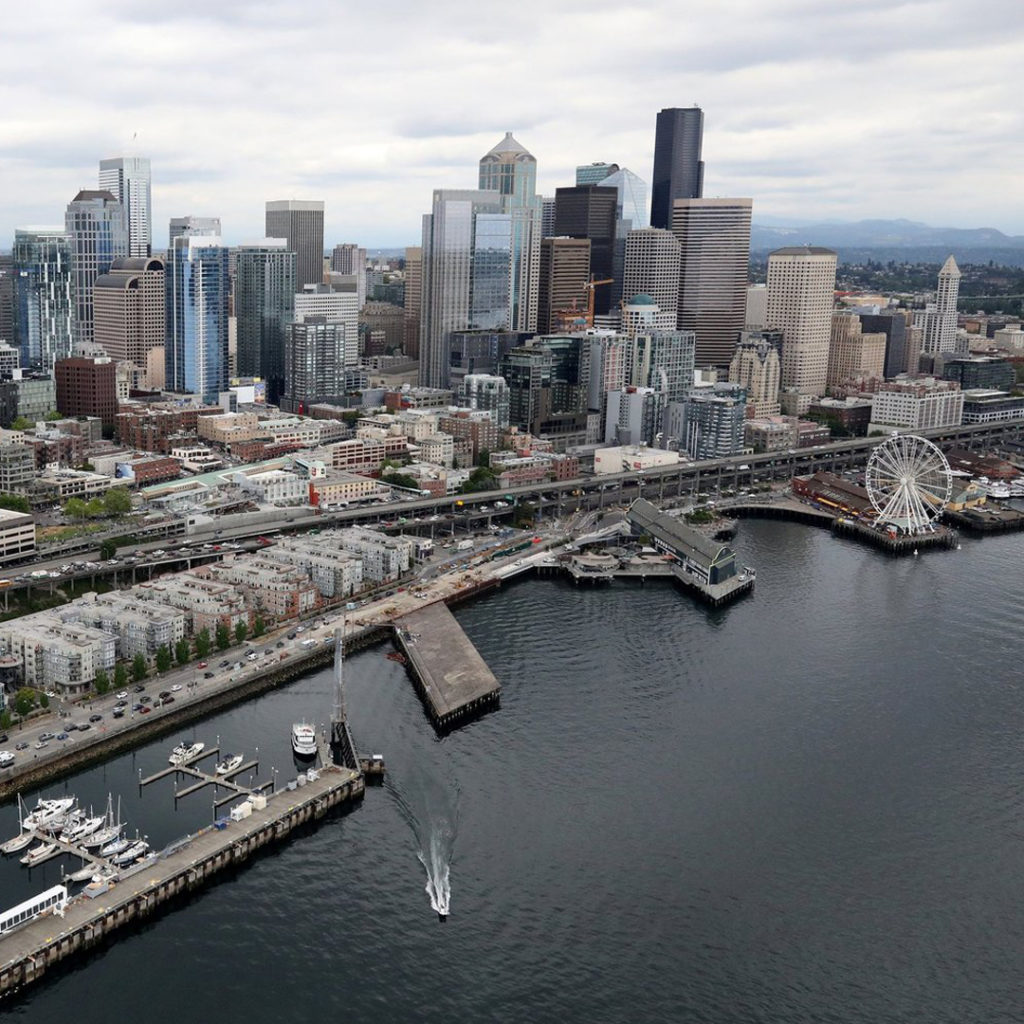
21,842,58,866
215,753,244,776
291,722,316,760
169,741,205,766
113,840,149,866
23,797,75,831
68,862,98,882
100,836,131,858
84,797,124,849
1,831,34,855
59,814,105,845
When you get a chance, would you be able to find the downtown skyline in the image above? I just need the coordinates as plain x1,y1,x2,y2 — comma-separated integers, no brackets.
2,0,1022,247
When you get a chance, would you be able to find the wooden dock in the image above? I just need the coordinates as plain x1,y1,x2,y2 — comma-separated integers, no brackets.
0,764,363,1000
393,603,500,731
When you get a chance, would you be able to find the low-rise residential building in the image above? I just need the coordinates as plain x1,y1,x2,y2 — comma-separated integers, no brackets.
73,592,187,658
0,444,35,492
868,376,963,433
197,557,321,621
420,432,455,468
336,527,413,582
0,615,117,695
261,537,363,598
320,435,408,474
197,411,263,445
134,574,250,634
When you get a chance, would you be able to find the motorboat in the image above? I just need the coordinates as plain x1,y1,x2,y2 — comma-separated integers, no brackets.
215,753,244,775
291,722,317,760
59,814,105,845
100,836,131,858
40,808,81,836
23,797,75,831
113,840,149,866
168,741,205,766
21,842,59,866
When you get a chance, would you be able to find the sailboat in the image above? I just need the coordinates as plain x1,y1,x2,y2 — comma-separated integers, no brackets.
1,795,33,855
83,795,124,849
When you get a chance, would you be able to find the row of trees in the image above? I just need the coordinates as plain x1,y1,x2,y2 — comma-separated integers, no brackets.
64,488,132,522
93,616,264,693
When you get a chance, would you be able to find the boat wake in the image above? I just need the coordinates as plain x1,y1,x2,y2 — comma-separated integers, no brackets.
417,825,452,917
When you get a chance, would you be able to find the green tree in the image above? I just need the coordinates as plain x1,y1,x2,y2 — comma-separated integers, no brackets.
39,692,49,709
155,645,172,674
45,410,62,421
14,688,35,717
65,497,88,521
103,487,132,517
384,472,420,491
0,494,30,514
0,711,11,731
175,638,190,665
9,416,31,431
94,669,110,694
215,623,230,650
85,497,105,519
234,621,248,644
99,539,117,560
114,663,128,689
458,466,497,494
252,616,265,638
477,449,491,469
195,628,212,658
132,653,148,682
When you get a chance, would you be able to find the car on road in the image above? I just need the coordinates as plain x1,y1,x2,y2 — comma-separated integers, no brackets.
38,732,53,741
139,706,151,714
139,695,151,704
197,662,208,669
56,732,69,741
158,690,171,699
116,690,128,700
112,708,125,718
170,684,182,692
89,713,102,722
134,684,146,693
77,723,91,732
15,741,28,751
163,696,175,704
219,660,230,668
203,671,214,679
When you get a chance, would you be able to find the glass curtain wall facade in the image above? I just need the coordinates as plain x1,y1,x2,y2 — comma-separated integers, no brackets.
166,235,229,402
99,157,152,258
235,241,296,404
13,229,74,370
65,190,128,346
469,214,512,330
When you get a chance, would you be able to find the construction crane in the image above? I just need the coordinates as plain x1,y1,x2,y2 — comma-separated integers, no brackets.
551,276,614,333
582,277,613,329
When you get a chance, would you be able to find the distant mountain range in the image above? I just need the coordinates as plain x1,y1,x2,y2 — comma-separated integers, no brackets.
750,219,1024,266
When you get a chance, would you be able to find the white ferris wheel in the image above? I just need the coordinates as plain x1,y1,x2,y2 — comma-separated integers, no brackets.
865,433,952,535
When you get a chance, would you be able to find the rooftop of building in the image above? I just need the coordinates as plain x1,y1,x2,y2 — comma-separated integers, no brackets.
769,245,838,257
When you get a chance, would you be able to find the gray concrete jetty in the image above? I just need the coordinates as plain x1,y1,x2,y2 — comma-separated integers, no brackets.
0,764,363,1000
393,603,501,730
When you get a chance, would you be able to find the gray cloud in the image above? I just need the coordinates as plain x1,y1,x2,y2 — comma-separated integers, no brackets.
1,0,1022,247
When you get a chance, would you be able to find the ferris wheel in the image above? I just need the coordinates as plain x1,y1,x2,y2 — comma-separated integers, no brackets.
865,433,952,534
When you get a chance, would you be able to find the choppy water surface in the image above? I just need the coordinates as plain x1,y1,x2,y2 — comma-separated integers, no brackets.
5,521,1024,1023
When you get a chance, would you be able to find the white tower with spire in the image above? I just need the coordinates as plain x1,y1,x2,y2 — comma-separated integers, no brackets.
922,255,961,354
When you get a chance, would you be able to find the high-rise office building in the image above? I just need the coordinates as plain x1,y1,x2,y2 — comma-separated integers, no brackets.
65,189,128,346
599,168,650,308
13,228,75,370
98,156,152,258
553,185,618,315
537,237,591,334
628,329,696,402
294,283,359,368
729,332,782,417
623,228,681,321
235,240,296,403
541,197,556,238
169,216,221,243
419,188,505,388
860,311,909,379
403,246,422,359
166,234,229,401
671,197,752,368
826,311,886,389
0,254,15,344
922,255,961,354
330,243,367,308
766,245,837,410
283,317,346,411
650,106,704,229
94,257,166,386
576,162,619,186
478,133,541,334
458,373,510,428
265,200,324,290
54,354,118,426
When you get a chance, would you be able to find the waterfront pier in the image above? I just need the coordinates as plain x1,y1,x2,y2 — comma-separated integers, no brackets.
393,603,501,731
0,764,364,1000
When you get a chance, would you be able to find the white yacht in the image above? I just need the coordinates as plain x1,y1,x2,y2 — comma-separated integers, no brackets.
1,831,34,855
100,836,131,858
215,753,244,776
114,840,149,866
59,814,104,846
83,797,123,849
168,741,205,766
21,842,58,867
23,797,76,831
291,722,317,760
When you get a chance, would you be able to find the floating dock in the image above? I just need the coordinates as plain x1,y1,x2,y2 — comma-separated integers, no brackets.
393,603,500,731
0,764,363,1000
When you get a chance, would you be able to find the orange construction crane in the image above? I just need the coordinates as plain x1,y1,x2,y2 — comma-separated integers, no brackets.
582,277,613,329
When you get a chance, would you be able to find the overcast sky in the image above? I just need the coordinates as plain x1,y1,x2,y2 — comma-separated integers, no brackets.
2,0,1021,248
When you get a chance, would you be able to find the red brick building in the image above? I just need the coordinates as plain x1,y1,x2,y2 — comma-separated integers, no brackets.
54,356,118,427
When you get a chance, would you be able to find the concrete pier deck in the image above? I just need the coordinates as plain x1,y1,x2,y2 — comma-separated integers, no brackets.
393,603,500,730
0,764,363,1000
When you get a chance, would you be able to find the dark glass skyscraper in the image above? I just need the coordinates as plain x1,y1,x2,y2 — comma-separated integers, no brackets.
553,186,618,315
650,106,704,230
